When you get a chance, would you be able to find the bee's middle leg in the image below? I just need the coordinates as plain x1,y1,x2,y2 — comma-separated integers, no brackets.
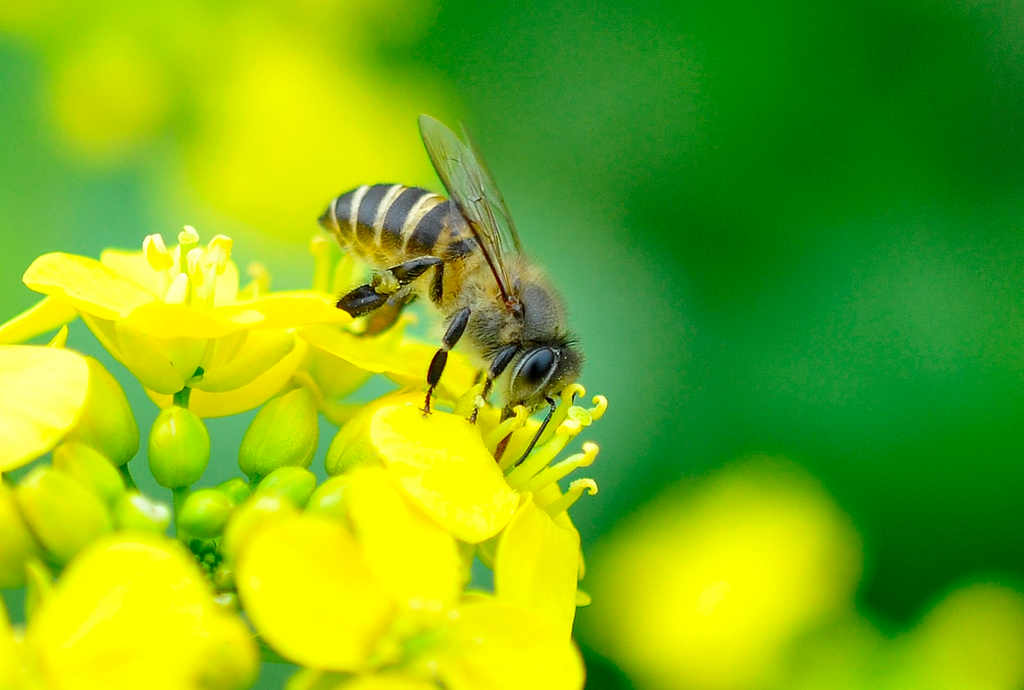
424,306,471,415
468,345,518,423
336,256,443,317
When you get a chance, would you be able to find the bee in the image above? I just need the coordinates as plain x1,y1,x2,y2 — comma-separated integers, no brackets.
318,115,583,421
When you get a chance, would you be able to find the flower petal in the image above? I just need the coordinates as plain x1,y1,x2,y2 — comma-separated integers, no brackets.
429,600,585,690
146,338,308,417
27,535,258,690
346,466,462,614
195,330,296,393
235,514,394,671
494,494,580,640
0,345,90,471
100,248,168,295
23,252,157,319
359,401,519,543
0,297,79,345
217,292,352,329
115,320,204,394
124,301,247,339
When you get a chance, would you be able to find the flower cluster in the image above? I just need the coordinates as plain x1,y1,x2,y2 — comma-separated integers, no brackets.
0,230,606,690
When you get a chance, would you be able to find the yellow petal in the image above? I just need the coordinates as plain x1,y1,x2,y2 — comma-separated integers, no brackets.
346,466,462,614
100,248,169,295
235,514,394,671
382,341,477,402
298,323,408,374
195,330,296,393
124,301,251,339
115,320,204,394
146,337,308,417
360,401,519,543
429,600,585,690
27,535,258,690
0,297,78,345
23,252,156,320
218,291,352,329
494,495,580,640
0,345,90,471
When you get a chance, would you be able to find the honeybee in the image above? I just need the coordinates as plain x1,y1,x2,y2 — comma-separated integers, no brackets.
319,115,583,420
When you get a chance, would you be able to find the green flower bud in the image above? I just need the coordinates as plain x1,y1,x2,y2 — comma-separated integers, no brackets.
254,466,317,509
221,495,296,564
16,467,113,563
217,478,250,506
52,442,126,507
305,475,349,522
178,489,234,538
148,405,210,489
0,483,42,587
64,356,140,466
238,388,318,481
114,492,172,534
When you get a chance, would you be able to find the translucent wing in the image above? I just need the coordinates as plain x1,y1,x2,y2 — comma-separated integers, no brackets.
418,114,521,303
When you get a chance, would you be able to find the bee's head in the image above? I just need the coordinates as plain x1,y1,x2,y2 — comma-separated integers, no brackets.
507,340,583,410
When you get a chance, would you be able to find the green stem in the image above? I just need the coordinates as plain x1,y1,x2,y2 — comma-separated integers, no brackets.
173,386,192,408
119,463,138,491
172,486,191,538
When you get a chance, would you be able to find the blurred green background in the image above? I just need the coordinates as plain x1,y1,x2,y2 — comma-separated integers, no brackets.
2,0,1024,688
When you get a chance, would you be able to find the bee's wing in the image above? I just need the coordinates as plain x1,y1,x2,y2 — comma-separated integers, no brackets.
418,114,520,303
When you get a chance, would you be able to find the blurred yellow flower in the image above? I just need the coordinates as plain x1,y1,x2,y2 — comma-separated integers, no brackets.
15,534,257,690
583,457,861,690
0,0,448,239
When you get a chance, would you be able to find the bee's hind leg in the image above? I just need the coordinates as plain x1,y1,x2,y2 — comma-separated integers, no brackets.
424,306,471,415
336,256,443,318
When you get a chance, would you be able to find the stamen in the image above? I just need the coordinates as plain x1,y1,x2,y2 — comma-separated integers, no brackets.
589,395,608,421
541,478,598,517
164,272,190,304
240,262,271,299
537,384,586,446
309,234,333,293
504,422,575,489
177,226,200,275
454,382,485,418
143,234,174,271
520,442,599,494
186,248,206,287
206,235,233,275
487,405,528,458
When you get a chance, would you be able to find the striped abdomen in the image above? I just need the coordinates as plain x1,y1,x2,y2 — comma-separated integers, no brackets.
319,183,477,266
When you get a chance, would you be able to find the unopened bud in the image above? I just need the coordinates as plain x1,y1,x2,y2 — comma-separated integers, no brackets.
254,467,317,509
178,489,234,538
217,478,251,506
148,405,210,489
238,388,318,481
52,442,126,507
114,492,172,534
16,467,113,563
0,484,41,587
64,356,139,467
222,495,297,564
305,475,349,522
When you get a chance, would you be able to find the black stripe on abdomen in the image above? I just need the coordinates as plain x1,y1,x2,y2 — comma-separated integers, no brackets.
406,200,454,256
382,187,430,251
355,184,392,245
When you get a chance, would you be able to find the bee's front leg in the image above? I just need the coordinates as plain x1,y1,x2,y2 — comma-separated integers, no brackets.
468,345,518,424
424,307,471,415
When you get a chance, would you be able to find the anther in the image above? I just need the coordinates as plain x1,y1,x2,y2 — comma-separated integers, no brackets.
143,234,174,272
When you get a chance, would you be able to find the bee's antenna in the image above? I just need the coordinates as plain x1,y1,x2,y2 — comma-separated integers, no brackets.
512,396,558,469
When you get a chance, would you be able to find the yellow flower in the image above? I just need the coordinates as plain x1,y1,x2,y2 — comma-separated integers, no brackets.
583,458,861,690
233,489,584,690
5,228,351,416
13,534,257,690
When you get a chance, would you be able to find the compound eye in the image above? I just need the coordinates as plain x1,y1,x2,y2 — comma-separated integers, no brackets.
518,348,557,389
